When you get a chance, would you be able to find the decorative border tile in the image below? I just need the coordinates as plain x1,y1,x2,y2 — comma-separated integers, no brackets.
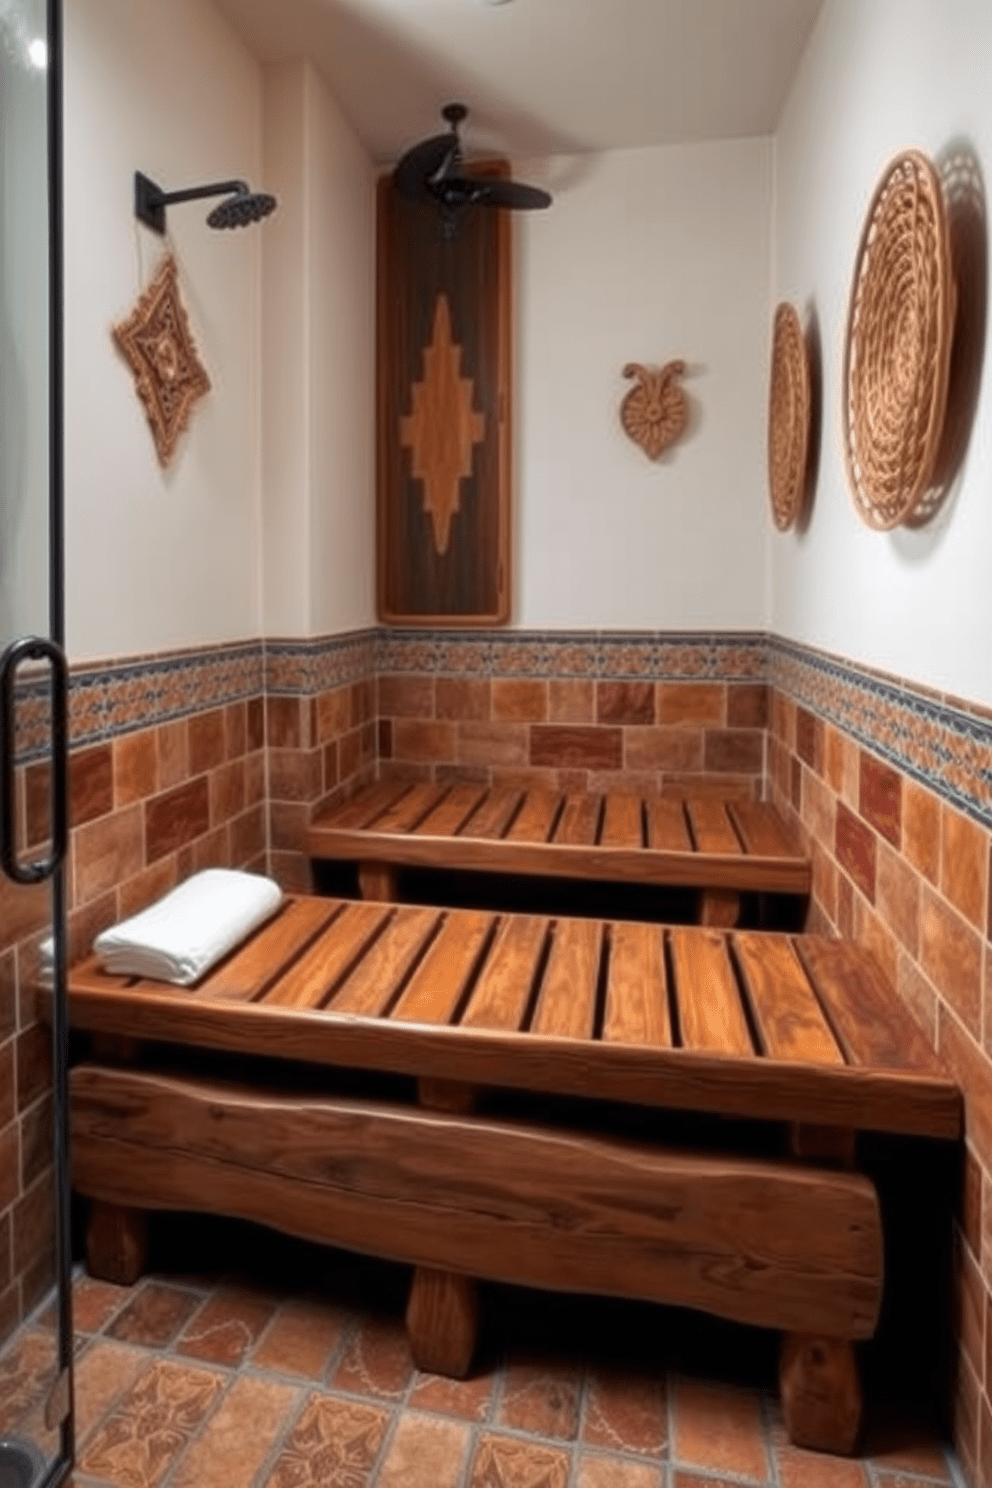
769,636,992,831
264,630,378,695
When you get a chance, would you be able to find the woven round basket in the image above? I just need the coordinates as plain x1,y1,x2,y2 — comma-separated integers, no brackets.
843,150,956,530
767,302,811,531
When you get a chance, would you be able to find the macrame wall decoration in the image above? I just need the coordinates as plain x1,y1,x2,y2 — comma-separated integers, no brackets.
112,253,211,466
620,360,688,460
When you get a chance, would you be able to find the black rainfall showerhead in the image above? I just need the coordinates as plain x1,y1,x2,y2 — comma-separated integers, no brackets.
134,171,277,234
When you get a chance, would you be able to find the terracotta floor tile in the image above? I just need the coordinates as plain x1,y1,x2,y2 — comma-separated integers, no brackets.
670,1378,769,1483
170,1373,300,1488
73,1276,131,1334
73,1340,147,1442
262,1391,391,1488
105,1282,201,1349
78,1357,226,1488
175,1284,277,1366
583,1369,667,1457
575,1453,665,1488
408,1367,496,1421
251,1297,349,1380
776,1444,869,1487
0,1327,58,1433
866,1413,953,1482
330,1315,414,1400
496,1359,582,1439
467,1431,571,1488
873,1474,955,1488
375,1411,470,1488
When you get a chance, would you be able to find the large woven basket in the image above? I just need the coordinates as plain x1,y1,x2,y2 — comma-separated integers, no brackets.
767,302,811,531
843,150,956,530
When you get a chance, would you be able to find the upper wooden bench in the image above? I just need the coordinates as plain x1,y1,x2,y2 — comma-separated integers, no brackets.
65,895,959,1455
307,780,811,925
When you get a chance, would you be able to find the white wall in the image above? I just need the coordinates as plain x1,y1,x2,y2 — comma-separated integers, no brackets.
63,0,265,662
261,59,376,638
514,137,773,630
772,0,992,703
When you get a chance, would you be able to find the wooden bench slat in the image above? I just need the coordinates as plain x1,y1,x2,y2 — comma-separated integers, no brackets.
461,915,548,1032
796,938,941,1073
531,919,602,1040
202,898,341,1002
603,923,670,1047
733,933,844,1066
322,780,413,831
373,782,450,835
646,799,692,852
262,903,392,1010
670,928,753,1055
600,794,643,850
506,791,562,845
458,788,522,841
390,912,495,1026
413,786,489,839
553,794,601,846
686,800,743,856
730,801,803,860
330,907,442,1017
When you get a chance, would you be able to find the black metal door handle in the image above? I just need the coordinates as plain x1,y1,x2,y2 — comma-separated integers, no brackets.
0,636,68,884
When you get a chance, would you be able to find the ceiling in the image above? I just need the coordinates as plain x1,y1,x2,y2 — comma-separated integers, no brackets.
213,0,826,165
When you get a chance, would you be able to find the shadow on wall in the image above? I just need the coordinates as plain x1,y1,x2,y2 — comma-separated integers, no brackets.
794,302,822,537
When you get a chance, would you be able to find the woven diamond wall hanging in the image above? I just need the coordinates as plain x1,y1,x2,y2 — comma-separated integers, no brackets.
112,254,211,466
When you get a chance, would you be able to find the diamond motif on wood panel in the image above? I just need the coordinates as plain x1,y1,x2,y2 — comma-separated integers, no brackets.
400,294,485,555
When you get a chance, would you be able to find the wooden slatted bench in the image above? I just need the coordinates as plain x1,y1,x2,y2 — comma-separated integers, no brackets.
307,780,811,926
64,895,961,1456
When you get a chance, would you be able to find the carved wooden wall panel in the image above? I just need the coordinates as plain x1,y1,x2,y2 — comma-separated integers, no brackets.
376,167,511,625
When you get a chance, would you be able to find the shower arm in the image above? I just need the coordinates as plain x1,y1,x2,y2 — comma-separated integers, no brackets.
135,171,250,233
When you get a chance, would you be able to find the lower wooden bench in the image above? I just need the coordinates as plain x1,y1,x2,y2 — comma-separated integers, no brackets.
65,895,960,1456
307,780,811,926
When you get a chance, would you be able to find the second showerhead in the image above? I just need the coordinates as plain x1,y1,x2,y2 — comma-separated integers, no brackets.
134,172,277,234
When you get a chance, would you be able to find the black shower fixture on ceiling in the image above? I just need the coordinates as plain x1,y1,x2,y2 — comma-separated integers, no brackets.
134,171,277,233
393,104,551,230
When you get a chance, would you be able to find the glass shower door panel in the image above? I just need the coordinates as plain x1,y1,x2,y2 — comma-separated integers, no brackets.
0,1,72,1485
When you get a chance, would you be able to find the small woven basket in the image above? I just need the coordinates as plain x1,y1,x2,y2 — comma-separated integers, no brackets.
843,150,956,530
767,302,811,531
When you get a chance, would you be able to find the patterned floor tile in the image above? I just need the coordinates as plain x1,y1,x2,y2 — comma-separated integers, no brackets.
105,1282,201,1349
77,1357,226,1487
0,1328,58,1433
582,1369,667,1457
467,1431,571,1488
261,1392,391,1488
408,1366,497,1421
574,1453,665,1488
175,1284,277,1367
73,1340,147,1443
330,1315,415,1401
670,1378,769,1483
169,1373,300,1488
72,1277,131,1334
251,1297,349,1380
496,1359,582,1440
775,1443,869,1486
375,1411,470,1488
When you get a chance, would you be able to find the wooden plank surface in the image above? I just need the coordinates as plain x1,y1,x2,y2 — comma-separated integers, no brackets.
731,801,803,860
687,800,742,856
373,782,449,835
553,795,601,847
506,791,561,845
204,898,341,1002
458,788,521,841
330,907,441,1017
647,799,693,852
413,786,488,838
602,922,670,1046
734,933,844,1066
389,911,494,1025
461,915,548,1032
323,780,412,830
796,938,942,1073
600,794,643,850
670,928,752,1055
531,919,602,1040
263,903,392,1010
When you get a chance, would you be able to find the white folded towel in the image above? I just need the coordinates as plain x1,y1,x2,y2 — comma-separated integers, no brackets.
92,869,283,985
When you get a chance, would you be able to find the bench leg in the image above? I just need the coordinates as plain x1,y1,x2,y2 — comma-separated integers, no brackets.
358,861,398,902
699,889,741,927
86,1200,149,1287
779,1333,862,1454
405,1267,479,1378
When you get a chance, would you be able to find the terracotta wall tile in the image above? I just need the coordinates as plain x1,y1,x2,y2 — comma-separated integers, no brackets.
19,1093,53,1192
549,680,594,724
73,805,144,906
586,769,659,797
800,769,834,847
492,680,548,723
24,761,51,849
225,702,248,760
596,682,655,726
957,1236,985,1380
922,885,983,1039
810,841,838,927
270,802,310,853
657,683,724,726
772,691,795,748
339,728,363,781
16,1023,52,1112
436,678,491,723
835,803,876,903
265,696,302,751
0,1124,16,1210
353,678,376,726
795,707,822,773
209,760,247,825
378,720,393,760
145,778,210,863
393,719,457,765
113,731,157,809
823,725,858,807
245,753,266,807
317,688,351,743
269,849,313,895
984,1186,992,1292
246,697,265,753
0,953,14,1045
458,722,529,768
157,720,189,789
379,674,434,718
435,764,490,787
188,709,227,774
859,752,902,848
941,805,989,933
790,756,802,811
0,1042,13,1129
703,730,763,775
230,805,267,866
726,683,768,729
940,1005,992,1177
12,1172,53,1280
322,742,340,792
0,874,47,962
661,773,756,800
852,893,899,988
875,842,921,957
902,778,941,884
69,745,114,828
963,1149,983,1267
119,858,179,921
531,726,622,772
268,749,323,803
177,827,231,879
65,890,117,968
625,729,703,773
897,952,937,1050
955,1346,981,1486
